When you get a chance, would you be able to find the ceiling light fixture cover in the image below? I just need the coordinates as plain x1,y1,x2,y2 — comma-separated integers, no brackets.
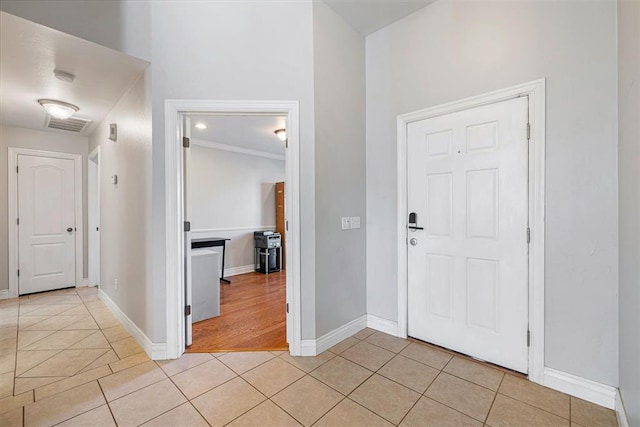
38,99,79,120
194,122,207,129
274,128,287,141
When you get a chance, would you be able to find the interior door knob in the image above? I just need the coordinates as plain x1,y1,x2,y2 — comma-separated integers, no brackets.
67,227,73,233
410,238,418,246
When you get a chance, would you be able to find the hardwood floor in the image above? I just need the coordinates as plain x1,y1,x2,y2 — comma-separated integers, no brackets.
187,270,288,353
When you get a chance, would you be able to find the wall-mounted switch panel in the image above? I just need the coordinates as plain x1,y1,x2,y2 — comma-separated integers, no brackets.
350,217,361,229
341,217,351,230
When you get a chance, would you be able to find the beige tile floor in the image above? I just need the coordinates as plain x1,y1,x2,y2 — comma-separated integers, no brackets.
0,287,619,427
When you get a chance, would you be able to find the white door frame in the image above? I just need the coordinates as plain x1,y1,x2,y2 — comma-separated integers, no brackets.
7,147,84,298
88,146,101,287
165,99,302,359
397,79,546,383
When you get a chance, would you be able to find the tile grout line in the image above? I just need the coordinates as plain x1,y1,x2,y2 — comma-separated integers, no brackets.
494,389,573,421
96,379,118,426
218,376,275,426
483,370,506,424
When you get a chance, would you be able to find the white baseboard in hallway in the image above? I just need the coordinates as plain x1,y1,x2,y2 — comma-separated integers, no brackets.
616,389,630,427
366,314,399,336
301,315,368,356
98,289,167,360
543,367,617,409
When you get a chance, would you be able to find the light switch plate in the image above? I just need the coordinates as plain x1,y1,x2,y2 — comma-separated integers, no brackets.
350,216,361,229
341,217,351,230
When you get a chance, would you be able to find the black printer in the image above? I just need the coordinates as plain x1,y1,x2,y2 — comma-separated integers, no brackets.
253,231,281,249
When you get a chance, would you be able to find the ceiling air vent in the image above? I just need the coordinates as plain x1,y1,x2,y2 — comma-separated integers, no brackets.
46,116,91,133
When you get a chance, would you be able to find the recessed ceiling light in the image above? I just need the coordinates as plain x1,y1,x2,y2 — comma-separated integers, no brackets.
194,123,207,129
274,128,287,141
38,99,79,120
53,69,76,83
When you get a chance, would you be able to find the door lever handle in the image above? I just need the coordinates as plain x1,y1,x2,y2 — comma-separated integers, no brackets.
408,225,424,230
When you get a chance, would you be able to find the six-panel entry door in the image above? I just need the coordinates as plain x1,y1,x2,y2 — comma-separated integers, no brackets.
407,97,529,373
18,154,77,295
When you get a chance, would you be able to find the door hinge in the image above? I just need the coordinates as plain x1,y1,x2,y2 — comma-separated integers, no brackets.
286,303,289,314
185,305,191,316
182,136,190,148
526,227,531,243
184,221,191,232
16,166,19,173
16,218,19,226
526,123,531,141
285,220,289,231
17,269,20,277
527,330,531,347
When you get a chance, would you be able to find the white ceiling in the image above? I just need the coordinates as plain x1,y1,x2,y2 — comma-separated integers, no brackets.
324,0,436,36
0,12,149,136
188,115,287,156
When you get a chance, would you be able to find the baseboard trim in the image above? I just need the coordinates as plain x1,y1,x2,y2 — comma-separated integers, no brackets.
300,339,316,357
98,289,167,360
0,289,12,300
300,315,368,356
225,264,256,277
616,389,630,427
77,278,91,287
367,314,399,336
543,368,616,409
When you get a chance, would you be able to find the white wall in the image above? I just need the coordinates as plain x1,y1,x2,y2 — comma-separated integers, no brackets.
191,143,285,272
149,0,316,342
0,0,151,61
88,69,153,339
0,125,89,291
618,0,640,424
366,0,619,386
313,1,367,337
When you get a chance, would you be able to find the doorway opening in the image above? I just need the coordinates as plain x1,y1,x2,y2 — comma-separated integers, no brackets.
88,146,100,288
397,79,546,383
184,114,288,352
165,100,302,359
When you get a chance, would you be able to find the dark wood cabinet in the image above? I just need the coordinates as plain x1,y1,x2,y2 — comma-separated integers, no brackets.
275,181,286,270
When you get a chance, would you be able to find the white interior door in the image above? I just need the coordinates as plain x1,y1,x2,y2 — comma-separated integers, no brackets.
407,97,529,373
18,154,76,295
183,116,193,347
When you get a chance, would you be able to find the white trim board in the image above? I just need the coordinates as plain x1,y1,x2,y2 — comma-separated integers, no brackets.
99,289,167,360
543,368,616,409
8,147,84,299
301,315,367,356
396,79,546,383
0,289,10,301
224,264,255,277
165,100,302,359
616,389,630,427
192,138,285,161
366,315,399,337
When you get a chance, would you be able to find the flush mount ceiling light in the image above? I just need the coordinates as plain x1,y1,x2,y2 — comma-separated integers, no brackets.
194,122,207,129
53,69,76,83
38,99,79,120
274,128,287,141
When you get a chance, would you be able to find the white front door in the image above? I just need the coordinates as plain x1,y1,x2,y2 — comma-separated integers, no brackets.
407,97,529,373
18,154,77,295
